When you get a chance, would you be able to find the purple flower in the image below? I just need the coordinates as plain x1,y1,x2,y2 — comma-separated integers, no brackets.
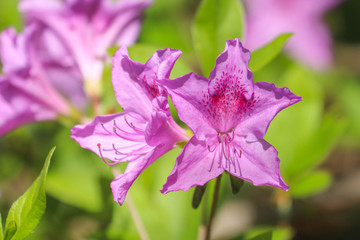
160,39,301,194
20,0,151,94
71,47,188,205
0,26,70,136
243,0,341,70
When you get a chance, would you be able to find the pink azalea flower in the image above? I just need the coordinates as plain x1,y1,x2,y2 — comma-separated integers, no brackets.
160,39,301,194
20,0,151,94
0,26,70,136
243,0,342,70
71,47,188,205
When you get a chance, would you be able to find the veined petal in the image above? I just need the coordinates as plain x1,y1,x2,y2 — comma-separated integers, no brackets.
112,46,183,120
161,137,223,194
0,78,57,136
111,143,173,205
143,48,182,80
0,27,32,76
236,82,301,140
208,39,254,100
98,0,152,52
111,47,151,120
230,137,288,190
159,73,217,142
71,113,151,164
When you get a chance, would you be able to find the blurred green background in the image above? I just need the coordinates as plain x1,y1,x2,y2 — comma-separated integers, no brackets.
1,0,360,239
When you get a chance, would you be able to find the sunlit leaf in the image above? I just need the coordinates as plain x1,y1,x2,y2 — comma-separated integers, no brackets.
272,226,294,240
0,214,4,240
192,0,244,76
249,33,292,72
4,147,55,240
247,231,272,240
266,65,344,184
138,0,193,51
290,170,333,198
0,0,22,31
286,113,345,178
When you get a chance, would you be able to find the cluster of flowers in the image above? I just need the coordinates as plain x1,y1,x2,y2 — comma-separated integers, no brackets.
6,0,347,205
0,0,151,135
71,39,301,205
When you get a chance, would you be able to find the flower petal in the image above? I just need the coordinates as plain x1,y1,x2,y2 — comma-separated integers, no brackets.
236,81,301,140
111,143,173,205
98,0,152,51
0,27,32,76
159,73,216,142
143,48,182,80
0,78,57,136
208,39,254,100
111,46,152,120
71,113,150,163
161,137,223,194
228,137,288,190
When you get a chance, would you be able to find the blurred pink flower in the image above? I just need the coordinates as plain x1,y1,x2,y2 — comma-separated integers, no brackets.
20,0,151,94
71,47,188,205
243,0,342,70
160,39,301,194
0,26,71,136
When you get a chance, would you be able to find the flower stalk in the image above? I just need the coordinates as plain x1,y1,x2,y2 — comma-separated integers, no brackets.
205,174,222,240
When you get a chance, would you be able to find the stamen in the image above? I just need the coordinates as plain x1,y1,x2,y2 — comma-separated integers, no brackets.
101,123,111,134
97,143,116,165
113,119,141,136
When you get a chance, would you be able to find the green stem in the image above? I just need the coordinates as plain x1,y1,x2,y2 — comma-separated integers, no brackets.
126,195,150,240
205,175,222,240
112,169,150,240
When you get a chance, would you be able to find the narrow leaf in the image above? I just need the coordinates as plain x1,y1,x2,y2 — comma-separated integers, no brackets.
229,174,244,194
3,221,16,240
192,0,244,76
4,147,55,240
290,170,333,198
249,33,292,72
192,184,207,209
0,214,4,240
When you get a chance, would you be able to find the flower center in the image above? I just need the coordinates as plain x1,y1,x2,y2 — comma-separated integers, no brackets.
207,128,242,174
201,66,254,132
140,74,160,98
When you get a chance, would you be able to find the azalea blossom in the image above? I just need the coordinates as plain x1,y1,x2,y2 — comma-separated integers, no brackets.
0,26,71,136
243,0,341,70
160,39,301,194
71,47,188,205
19,0,151,96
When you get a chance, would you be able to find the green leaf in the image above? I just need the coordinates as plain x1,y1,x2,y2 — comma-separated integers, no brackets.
286,113,345,178
247,231,273,240
290,170,333,198
4,147,55,240
192,0,244,76
0,0,22,31
229,173,244,194
192,184,207,209
249,33,292,72
3,221,16,240
0,214,4,240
